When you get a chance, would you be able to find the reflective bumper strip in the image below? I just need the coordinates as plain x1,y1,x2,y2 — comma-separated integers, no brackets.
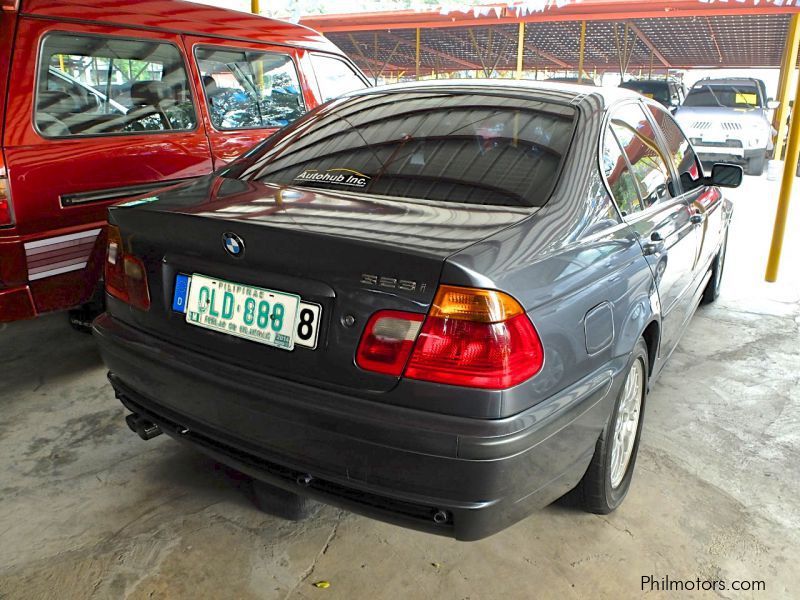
29,261,88,281
23,228,102,250
694,146,745,157
23,228,102,280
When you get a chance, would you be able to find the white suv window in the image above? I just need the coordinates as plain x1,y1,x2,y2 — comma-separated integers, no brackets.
309,54,367,102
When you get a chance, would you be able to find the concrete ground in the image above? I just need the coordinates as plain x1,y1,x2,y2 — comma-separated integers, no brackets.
1,173,798,600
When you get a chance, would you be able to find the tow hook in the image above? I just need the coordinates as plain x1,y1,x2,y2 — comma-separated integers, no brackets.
125,413,163,441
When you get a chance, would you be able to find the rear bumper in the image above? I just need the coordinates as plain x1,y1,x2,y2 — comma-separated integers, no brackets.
93,313,623,540
0,224,106,322
0,285,36,322
694,147,765,163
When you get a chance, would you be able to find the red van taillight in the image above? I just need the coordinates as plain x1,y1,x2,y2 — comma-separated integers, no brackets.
0,164,13,227
105,225,150,311
356,285,544,390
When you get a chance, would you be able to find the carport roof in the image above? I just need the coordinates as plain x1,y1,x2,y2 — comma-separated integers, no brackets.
299,1,800,74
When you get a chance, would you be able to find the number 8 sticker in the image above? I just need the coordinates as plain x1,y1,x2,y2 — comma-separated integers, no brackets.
294,301,321,349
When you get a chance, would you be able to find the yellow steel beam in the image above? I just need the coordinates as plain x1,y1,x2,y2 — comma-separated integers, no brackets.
627,21,671,68
577,21,586,83
773,14,800,161
251,0,259,15
772,18,794,136
766,69,800,282
515,22,525,79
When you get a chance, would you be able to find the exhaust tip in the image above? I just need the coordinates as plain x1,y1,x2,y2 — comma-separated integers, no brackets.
432,510,449,525
125,413,139,433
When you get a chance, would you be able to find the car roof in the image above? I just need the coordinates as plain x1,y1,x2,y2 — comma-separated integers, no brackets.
18,0,339,54
621,79,671,86
693,78,763,86
346,78,639,108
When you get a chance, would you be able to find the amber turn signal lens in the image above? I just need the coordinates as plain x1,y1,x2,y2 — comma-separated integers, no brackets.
429,285,525,323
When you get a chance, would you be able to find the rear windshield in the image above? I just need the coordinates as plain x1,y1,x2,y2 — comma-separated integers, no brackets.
241,91,577,207
620,81,669,104
684,84,761,109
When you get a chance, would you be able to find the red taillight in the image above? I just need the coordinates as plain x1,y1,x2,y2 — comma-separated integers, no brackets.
356,310,424,376
405,313,543,389
356,285,544,390
105,225,150,311
0,164,13,227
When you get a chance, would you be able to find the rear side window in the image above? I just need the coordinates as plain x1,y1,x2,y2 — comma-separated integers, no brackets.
607,104,673,209
195,47,305,130
309,54,367,102
243,91,577,207
646,105,703,188
36,33,197,137
602,128,642,216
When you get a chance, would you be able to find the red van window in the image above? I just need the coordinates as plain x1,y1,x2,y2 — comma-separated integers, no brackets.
195,46,305,130
36,33,197,137
309,53,368,102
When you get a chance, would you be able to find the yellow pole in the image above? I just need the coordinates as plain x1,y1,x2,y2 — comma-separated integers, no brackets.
58,54,65,72
415,28,421,80
765,71,800,282
773,17,795,136
251,0,259,14
577,21,586,83
515,22,525,80
774,14,800,161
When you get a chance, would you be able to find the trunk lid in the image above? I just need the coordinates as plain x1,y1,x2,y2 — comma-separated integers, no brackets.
109,175,533,393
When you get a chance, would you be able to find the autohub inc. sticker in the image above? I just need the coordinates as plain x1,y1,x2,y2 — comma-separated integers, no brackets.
294,168,371,189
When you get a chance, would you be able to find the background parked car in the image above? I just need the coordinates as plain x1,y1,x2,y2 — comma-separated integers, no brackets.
546,76,599,86
619,78,686,112
93,81,740,540
674,77,777,176
0,0,368,325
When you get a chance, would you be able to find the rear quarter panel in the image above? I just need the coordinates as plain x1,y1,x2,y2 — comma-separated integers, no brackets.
443,96,657,417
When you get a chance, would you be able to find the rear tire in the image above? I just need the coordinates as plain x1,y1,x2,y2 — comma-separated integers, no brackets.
573,338,648,514
701,229,728,305
745,152,767,176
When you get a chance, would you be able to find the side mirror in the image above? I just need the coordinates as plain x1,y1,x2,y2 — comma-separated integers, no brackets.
710,163,743,188
767,99,780,110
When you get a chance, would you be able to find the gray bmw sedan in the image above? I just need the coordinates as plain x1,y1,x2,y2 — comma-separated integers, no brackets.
93,80,741,540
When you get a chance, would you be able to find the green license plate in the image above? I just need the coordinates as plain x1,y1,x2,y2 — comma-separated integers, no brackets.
185,274,300,351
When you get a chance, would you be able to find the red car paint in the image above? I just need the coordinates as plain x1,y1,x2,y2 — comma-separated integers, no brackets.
0,0,366,322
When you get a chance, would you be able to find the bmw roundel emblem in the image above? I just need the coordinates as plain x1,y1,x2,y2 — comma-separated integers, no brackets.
222,232,245,257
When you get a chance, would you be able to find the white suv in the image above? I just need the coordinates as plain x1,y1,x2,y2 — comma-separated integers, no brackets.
675,78,777,176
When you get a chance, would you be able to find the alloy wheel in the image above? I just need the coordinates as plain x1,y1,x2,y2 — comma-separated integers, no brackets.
609,358,644,489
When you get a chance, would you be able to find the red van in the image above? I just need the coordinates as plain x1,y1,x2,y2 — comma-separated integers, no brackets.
0,0,367,324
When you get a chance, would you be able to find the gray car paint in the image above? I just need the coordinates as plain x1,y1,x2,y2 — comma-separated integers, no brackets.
94,80,733,540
